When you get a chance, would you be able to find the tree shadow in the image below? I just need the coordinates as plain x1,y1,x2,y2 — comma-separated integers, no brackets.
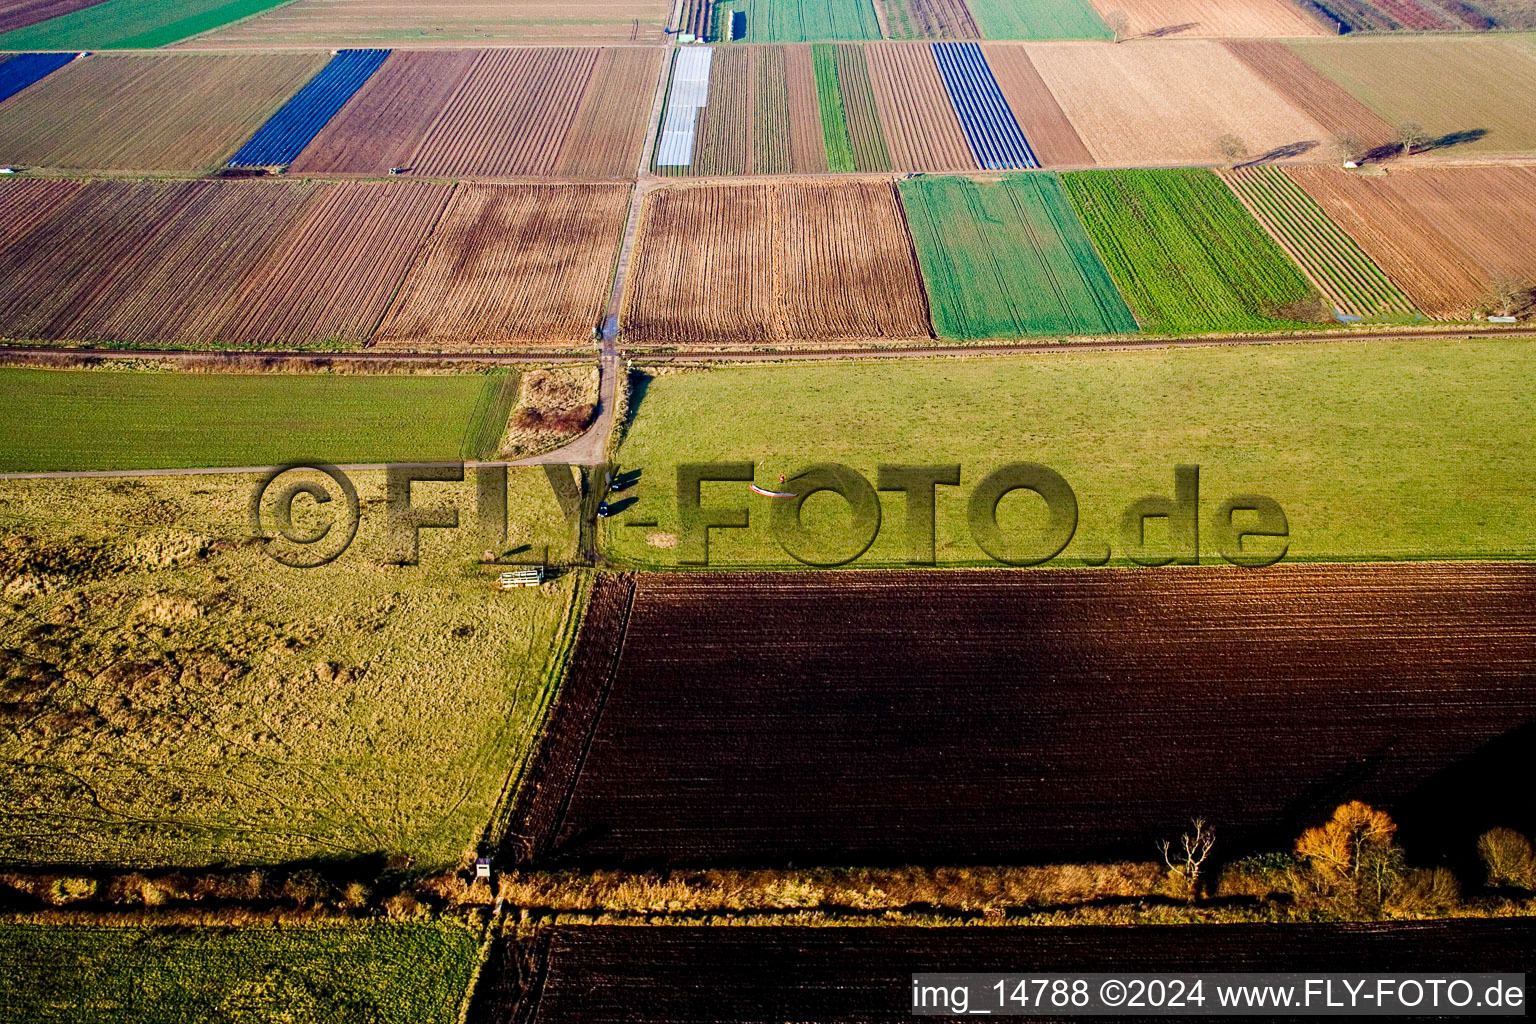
1363,128,1487,164
1237,139,1319,167
1143,21,1198,36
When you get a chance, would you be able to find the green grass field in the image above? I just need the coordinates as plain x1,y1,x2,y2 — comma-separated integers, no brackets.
712,0,880,41
0,369,518,473
1062,169,1324,334
899,174,1138,338
603,340,1536,568
0,923,477,1023
964,0,1110,39
0,467,583,867
0,0,293,49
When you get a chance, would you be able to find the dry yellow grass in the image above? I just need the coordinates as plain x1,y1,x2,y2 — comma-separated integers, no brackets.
0,471,581,868
499,366,600,458
1028,40,1330,166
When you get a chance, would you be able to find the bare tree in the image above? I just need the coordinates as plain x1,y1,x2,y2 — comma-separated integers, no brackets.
1334,130,1365,166
1483,275,1534,318
1395,121,1430,157
1216,134,1248,167
1103,9,1131,41
1159,818,1215,898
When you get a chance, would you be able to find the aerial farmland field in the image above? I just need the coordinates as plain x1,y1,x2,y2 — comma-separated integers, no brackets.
1290,37,1536,156
1221,165,1419,320
0,52,326,172
0,464,579,866
511,566,1536,867
1302,0,1508,30
1286,164,1536,318
621,180,931,346
0,0,107,34
1028,40,1329,166
1224,39,1395,152
865,43,975,170
899,173,1136,337
876,0,979,38
962,0,1110,38
1063,168,1324,332
2,923,478,1024
1086,0,1332,36
375,183,630,349
184,0,674,45
709,0,880,42
0,0,291,48
602,341,1536,567
979,43,1092,166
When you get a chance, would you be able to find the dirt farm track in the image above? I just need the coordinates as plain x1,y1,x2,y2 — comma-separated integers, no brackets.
508,565,1536,870
469,921,1536,1023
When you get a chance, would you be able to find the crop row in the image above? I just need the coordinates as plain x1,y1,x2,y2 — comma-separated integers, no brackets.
229,48,390,168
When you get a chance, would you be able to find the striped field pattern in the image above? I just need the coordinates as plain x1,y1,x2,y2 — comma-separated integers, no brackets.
0,51,73,105
1221,165,1419,320
931,42,1037,169
229,48,389,167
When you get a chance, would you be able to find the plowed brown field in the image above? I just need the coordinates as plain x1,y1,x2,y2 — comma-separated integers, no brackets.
409,48,601,178
0,180,317,344
510,565,1536,869
183,0,671,45
555,47,664,178
879,0,980,37
867,43,974,171
0,0,104,32
621,181,931,347
288,50,478,175
375,183,629,349
218,181,453,348
1225,39,1394,152
1287,164,1536,318
0,178,81,250
0,53,327,171
1027,40,1329,165
982,44,1093,167
693,45,752,176
785,45,828,173
1087,0,1331,35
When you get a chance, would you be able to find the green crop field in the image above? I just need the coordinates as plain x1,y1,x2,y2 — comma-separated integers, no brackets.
812,43,856,171
0,0,292,49
834,44,890,171
0,467,583,866
1221,166,1420,322
963,0,1110,39
1061,169,1324,334
899,174,1138,338
0,923,477,1023
0,368,518,473
712,0,880,41
603,340,1536,568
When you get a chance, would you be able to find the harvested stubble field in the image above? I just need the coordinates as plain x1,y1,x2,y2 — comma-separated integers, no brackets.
511,566,1536,868
877,0,979,38
604,341,1536,567
186,0,673,45
621,181,931,346
962,0,1110,38
1221,165,1418,319
979,44,1092,166
1027,40,1328,166
1285,164,1536,319
1290,37,1536,156
0,176,78,250
899,174,1136,337
0,469,580,866
1087,0,1331,36
1063,169,1323,332
0,0,104,33
0,52,327,171
477,923,1536,1023
1224,39,1393,153
866,43,974,171
217,180,452,348
288,50,477,175
376,183,630,350
0,178,453,349
4,924,478,1024
407,47,600,178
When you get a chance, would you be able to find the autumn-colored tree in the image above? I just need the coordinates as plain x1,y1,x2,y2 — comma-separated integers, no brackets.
1296,802,1404,911
1478,828,1536,890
